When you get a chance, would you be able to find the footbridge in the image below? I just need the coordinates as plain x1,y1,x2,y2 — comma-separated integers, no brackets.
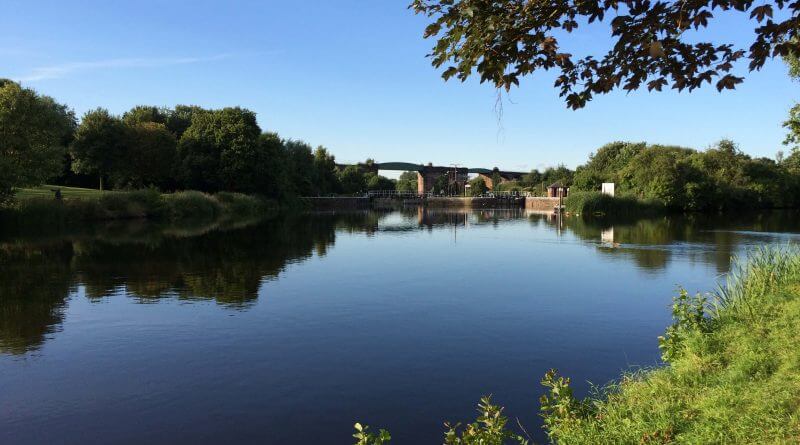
336,162,526,193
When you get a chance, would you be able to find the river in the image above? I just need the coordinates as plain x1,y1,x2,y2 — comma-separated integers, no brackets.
1,209,798,444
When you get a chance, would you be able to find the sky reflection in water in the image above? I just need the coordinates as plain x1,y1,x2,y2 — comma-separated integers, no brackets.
1,209,798,444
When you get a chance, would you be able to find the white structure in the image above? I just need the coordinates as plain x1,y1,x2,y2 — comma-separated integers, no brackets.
601,182,615,196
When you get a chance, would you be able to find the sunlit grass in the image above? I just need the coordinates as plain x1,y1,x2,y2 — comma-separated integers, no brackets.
15,184,103,200
540,246,800,444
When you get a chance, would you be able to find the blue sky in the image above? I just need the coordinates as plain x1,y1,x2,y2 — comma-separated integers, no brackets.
2,0,797,172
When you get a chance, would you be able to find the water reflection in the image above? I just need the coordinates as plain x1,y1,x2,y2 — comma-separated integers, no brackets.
2,209,798,355
536,211,800,273
0,212,384,354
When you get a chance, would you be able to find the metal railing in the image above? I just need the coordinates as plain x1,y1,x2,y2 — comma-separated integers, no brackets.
364,190,536,198
365,190,431,198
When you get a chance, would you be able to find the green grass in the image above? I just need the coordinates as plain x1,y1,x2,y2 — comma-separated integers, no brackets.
15,184,104,200
539,246,800,444
565,191,665,218
3,187,277,230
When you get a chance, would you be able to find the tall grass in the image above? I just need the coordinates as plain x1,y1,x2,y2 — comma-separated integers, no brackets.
536,245,800,444
565,191,665,217
1,189,277,231
714,245,800,316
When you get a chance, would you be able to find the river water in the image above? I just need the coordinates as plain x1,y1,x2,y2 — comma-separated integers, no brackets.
1,209,797,444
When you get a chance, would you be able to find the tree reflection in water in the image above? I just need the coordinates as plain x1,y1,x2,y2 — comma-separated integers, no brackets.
0,212,384,354
2,209,798,355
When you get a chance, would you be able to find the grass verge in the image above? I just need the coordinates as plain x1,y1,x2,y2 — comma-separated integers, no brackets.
2,188,277,231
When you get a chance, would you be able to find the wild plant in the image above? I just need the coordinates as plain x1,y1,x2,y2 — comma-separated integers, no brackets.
443,396,529,445
539,369,591,440
352,423,391,445
657,289,710,363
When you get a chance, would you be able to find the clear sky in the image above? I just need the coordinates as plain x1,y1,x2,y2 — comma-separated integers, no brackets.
2,0,797,172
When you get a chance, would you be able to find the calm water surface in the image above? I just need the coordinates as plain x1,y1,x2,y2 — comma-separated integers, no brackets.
1,209,798,444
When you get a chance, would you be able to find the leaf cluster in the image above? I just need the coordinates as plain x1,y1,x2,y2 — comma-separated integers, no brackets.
411,0,800,108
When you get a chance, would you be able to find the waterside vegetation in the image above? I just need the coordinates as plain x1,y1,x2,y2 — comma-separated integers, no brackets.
356,247,800,444
1,188,274,232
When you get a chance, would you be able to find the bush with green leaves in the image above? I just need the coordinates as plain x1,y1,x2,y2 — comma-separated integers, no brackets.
355,397,528,445
352,423,391,445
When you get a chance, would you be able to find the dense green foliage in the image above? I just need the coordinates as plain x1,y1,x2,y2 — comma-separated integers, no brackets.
356,247,800,444
517,166,574,195
396,171,419,193
564,191,664,217
2,81,403,203
5,80,800,210
783,45,800,156
70,108,129,191
571,140,799,211
0,80,75,204
116,122,177,190
466,176,488,196
365,172,396,191
411,0,798,109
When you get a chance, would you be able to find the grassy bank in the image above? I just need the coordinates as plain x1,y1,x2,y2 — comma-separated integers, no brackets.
538,246,800,444
356,247,800,444
565,191,665,218
1,187,277,230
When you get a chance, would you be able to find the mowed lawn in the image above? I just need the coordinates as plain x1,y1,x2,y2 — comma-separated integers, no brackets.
15,185,103,200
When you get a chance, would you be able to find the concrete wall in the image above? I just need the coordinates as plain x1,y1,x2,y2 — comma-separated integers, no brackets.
426,197,525,208
525,197,561,212
304,197,370,210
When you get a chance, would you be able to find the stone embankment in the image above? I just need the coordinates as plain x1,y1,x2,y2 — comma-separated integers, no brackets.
304,196,562,211
525,197,562,212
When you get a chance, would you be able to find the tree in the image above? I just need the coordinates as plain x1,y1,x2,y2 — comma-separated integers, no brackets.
115,122,177,189
177,107,261,192
411,0,799,109
285,140,316,196
784,105,800,151
621,145,694,208
432,173,449,194
339,165,366,195
166,105,206,139
313,147,341,195
70,108,127,191
253,132,291,199
396,171,419,192
572,142,645,190
0,80,75,203
467,176,488,196
365,173,395,191
783,44,800,151
541,165,574,187
122,105,168,126
490,168,503,191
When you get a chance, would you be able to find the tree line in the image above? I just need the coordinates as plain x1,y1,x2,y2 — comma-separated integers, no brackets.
5,76,800,211
0,79,399,205
485,139,800,211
